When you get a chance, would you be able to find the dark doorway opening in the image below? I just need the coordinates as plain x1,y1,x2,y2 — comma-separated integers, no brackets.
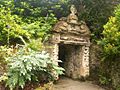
59,44,81,77
58,44,66,68
58,44,82,78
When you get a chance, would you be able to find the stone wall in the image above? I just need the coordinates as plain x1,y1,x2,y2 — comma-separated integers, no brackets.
89,43,102,80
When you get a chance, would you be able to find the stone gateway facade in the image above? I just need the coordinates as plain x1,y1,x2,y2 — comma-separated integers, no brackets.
48,5,91,79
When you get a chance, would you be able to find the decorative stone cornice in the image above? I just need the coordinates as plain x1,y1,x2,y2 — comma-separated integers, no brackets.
51,5,90,45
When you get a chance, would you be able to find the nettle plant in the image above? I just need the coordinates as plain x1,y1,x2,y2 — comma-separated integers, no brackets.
5,47,64,90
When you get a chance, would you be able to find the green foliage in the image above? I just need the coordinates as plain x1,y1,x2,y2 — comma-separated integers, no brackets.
22,13,57,40
98,4,120,89
0,0,117,45
116,86,120,90
99,74,111,85
0,1,64,90
27,39,44,51
13,0,69,18
0,73,8,82
0,0,119,44
0,46,9,62
0,0,57,45
0,46,14,73
13,0,118,41
99,4,120,60
115,5,120,22
68,0,119,40
0,5,30,45
4,47,64,89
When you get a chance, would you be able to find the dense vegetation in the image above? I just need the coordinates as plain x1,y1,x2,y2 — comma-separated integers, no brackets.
0,0,63,89
0,0,119,45
98,5,120,89
100,5,120,60
0,0,120,89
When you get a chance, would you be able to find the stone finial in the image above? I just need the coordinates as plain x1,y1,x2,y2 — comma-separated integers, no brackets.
52,4,90,37
67,5,78,24
70,5,77,15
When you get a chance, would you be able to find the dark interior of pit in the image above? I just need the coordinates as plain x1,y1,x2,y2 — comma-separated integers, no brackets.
58,44,81,77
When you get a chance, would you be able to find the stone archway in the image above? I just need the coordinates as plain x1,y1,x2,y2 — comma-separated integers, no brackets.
47,5,91,79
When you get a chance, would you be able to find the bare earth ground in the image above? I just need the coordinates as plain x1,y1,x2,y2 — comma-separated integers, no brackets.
54,77,105,90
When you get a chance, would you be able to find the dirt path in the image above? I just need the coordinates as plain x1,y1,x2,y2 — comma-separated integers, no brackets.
54,77,105,90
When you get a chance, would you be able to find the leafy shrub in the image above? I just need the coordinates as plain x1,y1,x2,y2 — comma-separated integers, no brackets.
0,1,57,45
4,47,64,90
0,46,14,74
98,4,120,89
22,13,57,41
0,5,30,45
99,4,120,60
99,74,111,85
27,39,44,51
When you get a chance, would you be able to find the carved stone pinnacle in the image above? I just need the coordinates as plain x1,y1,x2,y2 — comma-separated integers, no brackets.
70,5,77,15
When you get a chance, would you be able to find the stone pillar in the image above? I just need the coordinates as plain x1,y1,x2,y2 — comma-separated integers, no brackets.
50,44,59,65
47,43,59,80
80,45,90,77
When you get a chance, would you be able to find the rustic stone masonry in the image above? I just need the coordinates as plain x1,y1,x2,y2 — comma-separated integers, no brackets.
48,5,91,79
80,46,90,77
